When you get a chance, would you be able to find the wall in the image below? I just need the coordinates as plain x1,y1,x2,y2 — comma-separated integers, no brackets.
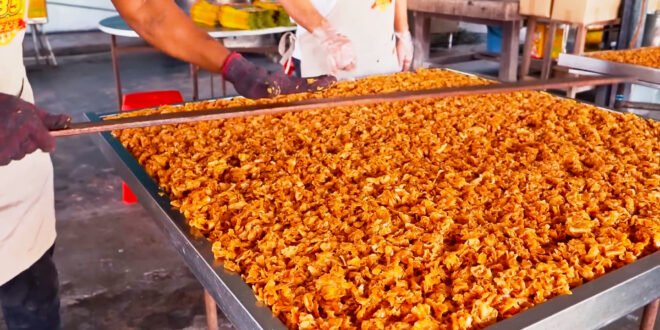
43,0,117,32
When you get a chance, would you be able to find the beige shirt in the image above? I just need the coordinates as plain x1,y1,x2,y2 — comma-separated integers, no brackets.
0,0,57,285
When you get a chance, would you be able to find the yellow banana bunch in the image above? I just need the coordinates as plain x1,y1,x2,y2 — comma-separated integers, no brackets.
218,4,277,30
254,0,295,27
190,0,220,27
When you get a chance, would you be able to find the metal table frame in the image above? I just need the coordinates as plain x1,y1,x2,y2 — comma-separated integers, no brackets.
87,96,660,329
557,53,660,108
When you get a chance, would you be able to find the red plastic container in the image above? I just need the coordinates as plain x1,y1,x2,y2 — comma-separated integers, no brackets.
120,90,184,204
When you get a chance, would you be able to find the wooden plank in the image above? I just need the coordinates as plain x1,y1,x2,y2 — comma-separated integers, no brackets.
408,0,520,21
520,17,537,79
499,19,521,81
412,11,431,69
541,22,558,80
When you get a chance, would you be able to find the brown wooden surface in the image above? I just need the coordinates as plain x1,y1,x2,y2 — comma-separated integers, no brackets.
204,290,219,330
540,22,558,79
412,11,432,69
500,20,521,81
519,17,537,79
408,0,520,21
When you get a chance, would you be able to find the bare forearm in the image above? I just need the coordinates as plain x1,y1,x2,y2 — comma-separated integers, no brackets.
112,0,230,73
278,0,327,32
394,0,409,32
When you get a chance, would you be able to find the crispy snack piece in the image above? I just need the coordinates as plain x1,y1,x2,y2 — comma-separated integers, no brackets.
589,47,660,69
111,69,660,330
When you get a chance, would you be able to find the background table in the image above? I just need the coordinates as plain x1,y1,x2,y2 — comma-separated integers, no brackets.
409,0,521,82
98,15,296,108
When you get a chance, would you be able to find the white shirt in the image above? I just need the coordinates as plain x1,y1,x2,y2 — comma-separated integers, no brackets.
0,0,57,285
291,0,337,59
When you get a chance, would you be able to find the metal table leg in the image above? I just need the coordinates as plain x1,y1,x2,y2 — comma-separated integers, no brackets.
191,64,200,101
30,25,42,65
500,20,521,82
110,35,123,109
640,299,659,330
204,290,219,330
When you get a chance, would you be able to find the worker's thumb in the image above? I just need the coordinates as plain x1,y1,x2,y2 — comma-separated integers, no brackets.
40,111,72,130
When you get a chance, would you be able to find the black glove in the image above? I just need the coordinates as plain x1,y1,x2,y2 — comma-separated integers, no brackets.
221,52,336,99
0,93,70,166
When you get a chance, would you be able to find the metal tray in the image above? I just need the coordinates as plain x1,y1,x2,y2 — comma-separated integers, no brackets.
558,53,660,88
87,91,660,330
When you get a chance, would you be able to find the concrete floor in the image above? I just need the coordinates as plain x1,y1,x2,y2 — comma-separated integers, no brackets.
0,35,656,330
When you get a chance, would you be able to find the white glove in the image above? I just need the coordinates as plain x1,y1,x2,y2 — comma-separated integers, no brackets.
395,31,413,71
312,22,357,75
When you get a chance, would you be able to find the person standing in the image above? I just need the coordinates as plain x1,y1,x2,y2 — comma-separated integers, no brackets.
279,0,414,79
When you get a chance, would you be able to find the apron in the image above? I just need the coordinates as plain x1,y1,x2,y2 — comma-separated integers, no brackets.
299,0,399,79
0,0,57,286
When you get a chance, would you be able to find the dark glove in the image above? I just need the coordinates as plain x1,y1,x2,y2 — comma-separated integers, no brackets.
0,93,71,166
221,52,336,99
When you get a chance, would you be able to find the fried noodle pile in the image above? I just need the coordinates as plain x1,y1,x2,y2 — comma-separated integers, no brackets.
589,46,660,69
112,69,659,329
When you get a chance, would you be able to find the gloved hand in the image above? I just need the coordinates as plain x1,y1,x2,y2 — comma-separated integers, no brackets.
222,52,336,99
312,22,357,75
0,93,70,166
395,30,414,71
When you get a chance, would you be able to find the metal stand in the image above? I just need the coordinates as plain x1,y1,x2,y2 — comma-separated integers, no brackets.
27,21,57,66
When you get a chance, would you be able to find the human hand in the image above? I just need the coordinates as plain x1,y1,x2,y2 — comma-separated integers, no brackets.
0,93,70,166
312,22,357,74
222,52,336,99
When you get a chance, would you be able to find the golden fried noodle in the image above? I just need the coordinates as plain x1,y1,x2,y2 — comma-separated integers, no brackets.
111,69,660,330
589,47,660,69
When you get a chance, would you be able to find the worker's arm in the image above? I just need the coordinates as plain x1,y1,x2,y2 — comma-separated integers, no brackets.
278,0,356,73
394,0,413,71
278,0,327,33
112,0,228,73
111,0,335,98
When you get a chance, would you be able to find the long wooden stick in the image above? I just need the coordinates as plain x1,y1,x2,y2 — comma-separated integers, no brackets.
52,75,633,137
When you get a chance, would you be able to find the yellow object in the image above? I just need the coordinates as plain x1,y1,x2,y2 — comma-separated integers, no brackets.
28,0,48,19
531,24,566,59
254,0,295,27
190,0,221,27
218,4,276,30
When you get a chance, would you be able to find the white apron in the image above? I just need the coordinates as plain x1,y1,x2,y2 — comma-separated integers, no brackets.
0,0,57,285
298,0,399,79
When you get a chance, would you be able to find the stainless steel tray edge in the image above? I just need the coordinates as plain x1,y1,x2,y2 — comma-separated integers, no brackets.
85,112,287,330
558,53,660,86
486,252,659,330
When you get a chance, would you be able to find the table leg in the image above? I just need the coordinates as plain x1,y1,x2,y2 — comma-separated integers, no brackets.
500,20,521,82
541,22,558,80
640,299,659,330
412,11,431,69
191,64,199,101
520,17,537,80
210,73,215,99
204,290,219,330
110,35,123,109
573,24,587,55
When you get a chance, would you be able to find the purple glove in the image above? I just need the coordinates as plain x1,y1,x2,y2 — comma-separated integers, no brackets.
221,52,336,99
0,93,71,166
